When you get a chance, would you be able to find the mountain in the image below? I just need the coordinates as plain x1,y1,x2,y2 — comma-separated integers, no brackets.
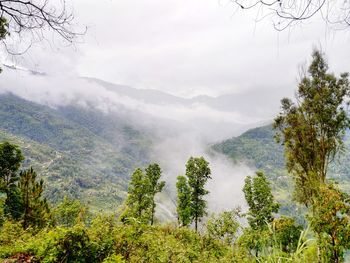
0,93,152,212
84,77,280,120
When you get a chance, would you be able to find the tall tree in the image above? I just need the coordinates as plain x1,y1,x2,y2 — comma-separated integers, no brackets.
145,163,165,225
186,156,211,232
243,171,279,230
176,175,192,227
122,168,151,224
274,49,350,205
0,142,24,220
18,167,50,229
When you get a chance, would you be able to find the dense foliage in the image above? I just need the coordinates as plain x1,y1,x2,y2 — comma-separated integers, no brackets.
121,164,165,225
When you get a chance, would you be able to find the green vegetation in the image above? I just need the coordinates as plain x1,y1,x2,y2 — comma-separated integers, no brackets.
0,219,237,262
0,142,24,220
213,50,350,262
0,146,314,262
206,208,241,245
309,184,350,262
18,167,50,229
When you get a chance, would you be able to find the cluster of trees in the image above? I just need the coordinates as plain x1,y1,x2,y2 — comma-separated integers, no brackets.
120,154,306,259
121,156,212,233
120,163,165,225
0,142,49,229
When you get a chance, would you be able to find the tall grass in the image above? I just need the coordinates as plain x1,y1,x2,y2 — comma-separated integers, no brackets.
256,225,316,263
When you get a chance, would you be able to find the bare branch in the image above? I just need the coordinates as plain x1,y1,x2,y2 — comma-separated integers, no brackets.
0,0,85,55
230,0,350,30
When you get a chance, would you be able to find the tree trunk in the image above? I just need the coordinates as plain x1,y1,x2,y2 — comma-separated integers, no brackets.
151,202,155,225
195,215,198,232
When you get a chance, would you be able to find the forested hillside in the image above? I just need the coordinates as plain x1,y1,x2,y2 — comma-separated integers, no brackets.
0,93,152,211
212,125,284,174
213,124,350,185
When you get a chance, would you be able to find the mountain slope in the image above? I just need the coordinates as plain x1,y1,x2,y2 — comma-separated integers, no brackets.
213,124,350,188
212,124,350,219
212,125,284,174
85,77,280,119
0,93,152,212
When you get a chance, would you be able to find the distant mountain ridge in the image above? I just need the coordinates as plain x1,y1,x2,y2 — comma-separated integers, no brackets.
84,77,281,120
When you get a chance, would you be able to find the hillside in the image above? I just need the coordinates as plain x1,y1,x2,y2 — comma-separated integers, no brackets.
213,124,350,182
0,93,152,212
212,125,284,174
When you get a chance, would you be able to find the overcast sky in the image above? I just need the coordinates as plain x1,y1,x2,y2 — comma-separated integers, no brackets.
1,0,350,98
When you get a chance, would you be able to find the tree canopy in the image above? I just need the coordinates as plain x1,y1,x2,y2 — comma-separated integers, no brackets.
274,49,350,205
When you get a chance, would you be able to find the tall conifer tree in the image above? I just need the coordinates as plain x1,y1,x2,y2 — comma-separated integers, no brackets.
18,167,50,229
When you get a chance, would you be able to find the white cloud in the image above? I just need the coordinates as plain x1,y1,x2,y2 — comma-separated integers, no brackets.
2,0,349,99
0,70,260,126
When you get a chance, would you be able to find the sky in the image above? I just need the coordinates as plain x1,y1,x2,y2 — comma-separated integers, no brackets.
1,0,350,99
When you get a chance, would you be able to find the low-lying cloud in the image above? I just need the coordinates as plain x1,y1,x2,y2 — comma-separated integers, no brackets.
0,68,257,215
